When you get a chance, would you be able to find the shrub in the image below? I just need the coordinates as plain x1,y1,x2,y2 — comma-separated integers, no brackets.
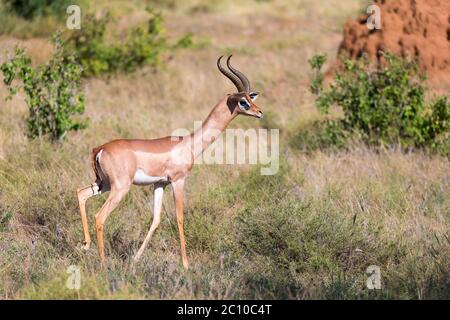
65,8,191,77
308,52,449,155
3,0,73,20
64,12,120,77
1,37,87,141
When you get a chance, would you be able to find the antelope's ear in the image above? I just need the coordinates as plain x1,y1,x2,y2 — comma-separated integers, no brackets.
249,92,259,101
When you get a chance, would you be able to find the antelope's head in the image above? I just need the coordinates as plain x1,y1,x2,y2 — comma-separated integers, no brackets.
217,55,263,119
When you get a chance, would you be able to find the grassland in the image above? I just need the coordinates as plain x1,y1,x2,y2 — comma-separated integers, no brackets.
0,0,449,299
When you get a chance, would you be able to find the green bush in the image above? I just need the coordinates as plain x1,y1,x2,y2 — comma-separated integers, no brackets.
3,0,73,20
1,37,87,141
308,52,449,155
65,8,191,77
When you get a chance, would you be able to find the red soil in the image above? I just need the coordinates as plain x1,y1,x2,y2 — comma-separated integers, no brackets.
336,0,450,88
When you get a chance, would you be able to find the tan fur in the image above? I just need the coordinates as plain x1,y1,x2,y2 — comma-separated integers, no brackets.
76,59,262,269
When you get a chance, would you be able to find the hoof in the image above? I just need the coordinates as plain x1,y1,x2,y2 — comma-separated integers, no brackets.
133,252,143,263
82,242,91,250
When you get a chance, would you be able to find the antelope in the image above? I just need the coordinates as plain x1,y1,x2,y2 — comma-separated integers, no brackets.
76,55,263,269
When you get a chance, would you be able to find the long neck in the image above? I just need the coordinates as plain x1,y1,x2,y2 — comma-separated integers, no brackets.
189,96,237,159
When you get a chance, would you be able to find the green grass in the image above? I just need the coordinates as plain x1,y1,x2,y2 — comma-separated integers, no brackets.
0,0,449,300
0,144,448,299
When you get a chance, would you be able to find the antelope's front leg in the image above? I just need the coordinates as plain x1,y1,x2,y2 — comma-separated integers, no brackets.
134,183,165,262
172,179,189,269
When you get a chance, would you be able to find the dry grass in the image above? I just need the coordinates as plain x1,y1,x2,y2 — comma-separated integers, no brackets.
0,0,448,299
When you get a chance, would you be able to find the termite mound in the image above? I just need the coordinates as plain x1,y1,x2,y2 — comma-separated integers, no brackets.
333,0,450,89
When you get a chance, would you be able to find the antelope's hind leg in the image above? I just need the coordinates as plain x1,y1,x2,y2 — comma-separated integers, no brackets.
77,183,102,250
94,186,130,266
134,183,165,262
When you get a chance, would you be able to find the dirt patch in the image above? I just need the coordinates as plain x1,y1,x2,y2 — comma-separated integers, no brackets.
335,0,450,88
0,36,53,65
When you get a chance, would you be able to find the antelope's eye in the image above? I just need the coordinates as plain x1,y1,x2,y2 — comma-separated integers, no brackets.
239,100,250,110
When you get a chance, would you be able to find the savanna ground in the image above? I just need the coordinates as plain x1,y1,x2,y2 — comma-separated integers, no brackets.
0,0,449,299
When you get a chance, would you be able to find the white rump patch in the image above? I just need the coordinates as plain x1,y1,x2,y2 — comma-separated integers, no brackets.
133,169,168,185
91,183,100,195
96,149,103,163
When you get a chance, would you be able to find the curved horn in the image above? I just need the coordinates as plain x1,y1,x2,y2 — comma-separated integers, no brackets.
217,55,245,92
227,55,251,93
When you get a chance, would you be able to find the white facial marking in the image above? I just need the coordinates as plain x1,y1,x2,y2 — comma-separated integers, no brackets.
133,169,168,185
239,98,250,111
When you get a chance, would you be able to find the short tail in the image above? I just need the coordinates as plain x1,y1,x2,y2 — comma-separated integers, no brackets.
91,147,106,191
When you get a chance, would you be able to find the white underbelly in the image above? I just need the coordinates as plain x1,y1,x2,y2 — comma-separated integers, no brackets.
133,169,168,185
